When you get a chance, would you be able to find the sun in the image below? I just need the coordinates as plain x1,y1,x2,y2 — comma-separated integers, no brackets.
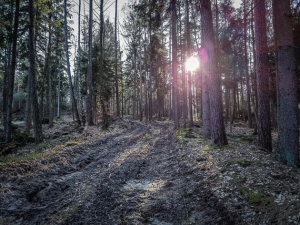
185,56,199,72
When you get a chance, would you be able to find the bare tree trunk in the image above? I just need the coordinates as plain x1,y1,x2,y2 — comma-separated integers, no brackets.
5,0,20,143
138,42,143,121
185,0,193,127
64,0,81,127
180,2,187,128
133,54,137,119
273,0,299,166
3,51,10,131
200,65,211,138
99,0,109,129
114,0,120,117
46,22,54,127
29,0,43,143
148,73,153,121
48,56,53,127
251,0,258,135
77,0,82,119
86,0,94,125
200,0,227,145
57,72,61,118
243,0,252,128
3,1,13,132
254,0,272,151
171,0,179,128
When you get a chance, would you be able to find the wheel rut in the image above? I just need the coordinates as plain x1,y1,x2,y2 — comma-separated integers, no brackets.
0,121,236,225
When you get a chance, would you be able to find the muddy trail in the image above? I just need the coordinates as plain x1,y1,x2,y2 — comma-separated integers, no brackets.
0,121,237,225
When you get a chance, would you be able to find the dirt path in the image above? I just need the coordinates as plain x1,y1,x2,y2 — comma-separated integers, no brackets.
0,121,235,225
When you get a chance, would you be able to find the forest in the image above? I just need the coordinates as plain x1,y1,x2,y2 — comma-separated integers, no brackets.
1,0,300,224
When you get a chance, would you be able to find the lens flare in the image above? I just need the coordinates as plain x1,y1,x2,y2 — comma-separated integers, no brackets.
185,56,199,72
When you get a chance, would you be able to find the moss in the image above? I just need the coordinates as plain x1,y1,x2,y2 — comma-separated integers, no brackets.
53,203,79,222
232,158,252,167
203,144,215,152
237,135,255,143
0,137,84,166
240,187,251,195
226,144,236,149
176,129,186,141
176,128,203,143
240,188,275,206
197,137,205,143
0,144,64,165
177,136,184,142
248,192,275,206
184,130,197,138
34,143,54,151
143,133,152,140
234,122,248,128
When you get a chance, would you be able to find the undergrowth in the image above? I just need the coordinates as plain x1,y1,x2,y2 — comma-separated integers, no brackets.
240,187,275,206
0,140,81,166
232,158,252,167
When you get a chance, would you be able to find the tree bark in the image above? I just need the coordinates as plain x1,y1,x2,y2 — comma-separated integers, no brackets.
243,0,252,128
114,0,120,117
77,0,82,119
185,0,193,127
171,0,179,128
254,0,272,151
200,0,227,145
86,0,94,125
64,0,81,127
5,0,20,143
99,0,109,129
29,0,43,143
46,21,53,127
273,0,299,166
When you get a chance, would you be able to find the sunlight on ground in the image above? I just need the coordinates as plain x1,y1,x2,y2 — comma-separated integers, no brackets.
109,128,162,170
122,179,165,192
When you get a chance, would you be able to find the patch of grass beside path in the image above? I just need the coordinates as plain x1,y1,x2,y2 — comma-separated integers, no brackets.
0,140,81,167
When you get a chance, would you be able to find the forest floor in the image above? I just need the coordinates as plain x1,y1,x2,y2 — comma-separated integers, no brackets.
0,117,300,225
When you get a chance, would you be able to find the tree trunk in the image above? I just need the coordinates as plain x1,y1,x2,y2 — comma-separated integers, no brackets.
24,69,32,133
251,0,258,135
273,0,299,166
138,44,143,121
243,0,252,128
29,0,43,143
86,0,94,125
64,0,81,127
114,0,120,117
171,0,179,128
180,2,187,128
254,0,272,151
46,21,53,127
200,0,227,145
77,0,82,119
5,0,20,143
185,0,193,127
100,0,109,129
3,1,13,132
133,50,137,120
200,61,211,138
57,72,61,118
